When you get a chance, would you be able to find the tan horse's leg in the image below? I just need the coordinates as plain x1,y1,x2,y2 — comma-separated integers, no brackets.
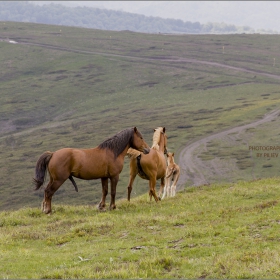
167,177,171,198
158,177,165,198
127,160,138,201
149,176,159,202
171,172,180,197
109,175,119,210
161,176,170,200
98,178,108,211
43,179,65,214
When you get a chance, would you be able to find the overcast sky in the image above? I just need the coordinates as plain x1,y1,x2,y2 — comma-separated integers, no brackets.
32,1,280,32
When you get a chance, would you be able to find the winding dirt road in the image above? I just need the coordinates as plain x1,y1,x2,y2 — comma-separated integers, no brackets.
177,109,280,189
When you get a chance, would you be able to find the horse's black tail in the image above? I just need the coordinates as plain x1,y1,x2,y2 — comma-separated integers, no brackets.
136,154,149,180
69,175,78,192
33,151,53,190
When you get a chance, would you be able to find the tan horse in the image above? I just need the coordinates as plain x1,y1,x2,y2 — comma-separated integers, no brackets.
161,152,180,199
127,127,167,202
33,127,150,214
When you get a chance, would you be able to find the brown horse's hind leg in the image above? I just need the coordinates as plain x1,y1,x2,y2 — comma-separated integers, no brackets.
42,179,65,214
98,178,108,211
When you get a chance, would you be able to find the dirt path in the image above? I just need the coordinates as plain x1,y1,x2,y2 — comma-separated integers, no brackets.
168,57,280,81
177,109,280,189
2,38,280,81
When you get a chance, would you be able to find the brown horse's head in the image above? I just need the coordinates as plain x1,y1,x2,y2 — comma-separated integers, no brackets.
132,127,150,154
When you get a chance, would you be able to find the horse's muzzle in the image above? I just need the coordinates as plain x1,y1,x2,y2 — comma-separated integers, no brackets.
143,147,150,154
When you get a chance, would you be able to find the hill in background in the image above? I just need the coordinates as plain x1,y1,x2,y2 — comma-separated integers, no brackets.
0,1,277,34
30,1,280,34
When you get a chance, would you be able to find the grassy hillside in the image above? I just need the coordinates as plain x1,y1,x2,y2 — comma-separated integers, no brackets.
0,22,280,210
1,177,280,278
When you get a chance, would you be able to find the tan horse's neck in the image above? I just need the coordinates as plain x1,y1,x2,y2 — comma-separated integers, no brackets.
157,133,166,153
151,127,166,154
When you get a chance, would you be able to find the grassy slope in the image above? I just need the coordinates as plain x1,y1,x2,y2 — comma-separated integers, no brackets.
1,177,280,279
0,22,280,210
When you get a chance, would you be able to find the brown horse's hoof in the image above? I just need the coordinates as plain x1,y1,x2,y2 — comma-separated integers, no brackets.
109,205,116,210
97,204,106,212
41,201,52,214
158,197,161,201
43,208,52,214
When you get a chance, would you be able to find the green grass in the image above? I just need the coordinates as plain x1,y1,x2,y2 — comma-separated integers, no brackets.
1,21,280,210
1,177,280,278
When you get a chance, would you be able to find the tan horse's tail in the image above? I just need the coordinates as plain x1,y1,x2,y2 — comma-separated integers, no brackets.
126,147,141,159
33,151,53,190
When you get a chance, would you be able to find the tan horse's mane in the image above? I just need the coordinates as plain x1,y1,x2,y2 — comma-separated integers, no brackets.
151,127,164,150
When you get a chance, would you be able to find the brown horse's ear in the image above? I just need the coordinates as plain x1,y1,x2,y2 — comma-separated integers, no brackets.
134,127,138,132
154,129,156,132
163,127,166,133
172,152,174,156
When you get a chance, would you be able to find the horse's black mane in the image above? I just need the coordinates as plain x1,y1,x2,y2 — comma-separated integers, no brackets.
98,128,134,157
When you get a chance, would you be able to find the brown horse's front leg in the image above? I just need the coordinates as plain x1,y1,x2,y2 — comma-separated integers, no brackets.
98,178,108,211
109,175,119,210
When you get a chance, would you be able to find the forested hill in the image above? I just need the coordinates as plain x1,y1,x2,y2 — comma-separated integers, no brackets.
0,1,269,34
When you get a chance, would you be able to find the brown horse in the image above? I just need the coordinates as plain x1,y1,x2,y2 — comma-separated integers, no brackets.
33,127,150,214
126,127,167,202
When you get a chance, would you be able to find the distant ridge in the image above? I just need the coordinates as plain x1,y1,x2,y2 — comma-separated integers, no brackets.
0,1,277,34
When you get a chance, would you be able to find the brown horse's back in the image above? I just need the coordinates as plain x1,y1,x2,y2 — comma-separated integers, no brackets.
48,147,123,180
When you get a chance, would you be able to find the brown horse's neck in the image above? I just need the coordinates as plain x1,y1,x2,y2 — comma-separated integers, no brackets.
120,144,131,159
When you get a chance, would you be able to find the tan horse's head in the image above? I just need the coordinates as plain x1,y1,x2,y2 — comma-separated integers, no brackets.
131,127,150,154
167,152,175,165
